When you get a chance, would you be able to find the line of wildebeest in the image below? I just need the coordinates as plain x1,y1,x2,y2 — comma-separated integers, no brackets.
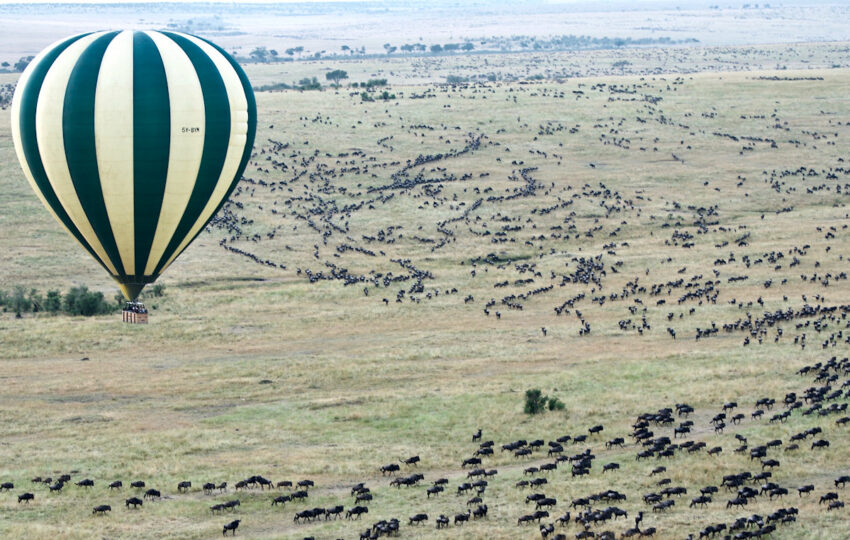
5,354,849,539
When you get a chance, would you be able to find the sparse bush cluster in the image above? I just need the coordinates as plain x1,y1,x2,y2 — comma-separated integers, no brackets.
0,284,162,317
524,389,565,415
351,79,387,89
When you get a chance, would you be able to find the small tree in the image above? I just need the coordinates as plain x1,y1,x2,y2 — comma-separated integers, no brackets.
11,286,28,316
63,286,113,316
14,55,33,72
44,290,62,313
548,397,565,411
325,69,348,87
249,46,269,63
524,389,548,415
149,284,166,297
524,388,565,414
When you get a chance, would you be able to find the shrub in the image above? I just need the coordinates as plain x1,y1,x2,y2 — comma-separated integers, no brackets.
524,389,548,415
44,290,62,313
525,388,565,414
149,284,166,298
548,397,565,411
63,286,114,316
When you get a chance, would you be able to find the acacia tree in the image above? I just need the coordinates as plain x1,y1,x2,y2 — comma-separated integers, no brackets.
325,69,349,87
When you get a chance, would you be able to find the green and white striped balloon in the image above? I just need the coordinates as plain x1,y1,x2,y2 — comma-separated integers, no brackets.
11,30,257,300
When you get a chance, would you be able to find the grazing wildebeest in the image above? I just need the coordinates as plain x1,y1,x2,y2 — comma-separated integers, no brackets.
18,493,34,503
130,481,145,489
409,513,428,525
125,497,143,509
812,439,830,450
454,510,471,525
177,481,191,492
92,505,111,515
143,489,160,500
436,514,449,528
272,495,290,506
76,479,94,488
108,481,122,490
222,519,240,536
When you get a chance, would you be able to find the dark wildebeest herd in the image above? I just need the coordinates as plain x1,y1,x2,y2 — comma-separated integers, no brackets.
5,355,849,538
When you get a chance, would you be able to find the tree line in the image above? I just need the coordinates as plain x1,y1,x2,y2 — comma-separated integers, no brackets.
0,284,165,317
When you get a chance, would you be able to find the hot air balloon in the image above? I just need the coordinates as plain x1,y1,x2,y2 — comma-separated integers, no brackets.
11,30,257,302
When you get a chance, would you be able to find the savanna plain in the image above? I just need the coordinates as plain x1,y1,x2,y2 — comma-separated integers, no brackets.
1,20,850,540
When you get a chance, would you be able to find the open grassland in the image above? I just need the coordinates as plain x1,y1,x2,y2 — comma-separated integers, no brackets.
1,47,849,539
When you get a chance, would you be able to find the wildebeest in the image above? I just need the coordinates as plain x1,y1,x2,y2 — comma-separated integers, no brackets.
18,493,34,503
143,489,161,500
125,497,143,509
325,505,343,519
76,479,94,488
346,506,368,519
380,463,400,475
272,495,290,506
222,519,240,536
409,513,428,525
92,505,111,515
177,481,191,492
108,481,122,490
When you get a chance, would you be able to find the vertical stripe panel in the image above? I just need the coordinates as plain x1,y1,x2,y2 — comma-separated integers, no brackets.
132,31,170,278
152,31,232,275
10,33,109,272
35,31,119,275
142,30,206,275
157,33,255,273
62,31,125,275
95,31,136,275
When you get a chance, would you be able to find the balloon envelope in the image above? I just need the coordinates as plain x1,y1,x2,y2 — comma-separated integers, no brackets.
11,30,257,300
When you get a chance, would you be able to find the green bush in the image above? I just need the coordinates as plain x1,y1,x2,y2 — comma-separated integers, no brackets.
524,389,547,415
524,388,565,414
44,290,62,313
63,286,114,316
149,284,166,298
548,397,565,411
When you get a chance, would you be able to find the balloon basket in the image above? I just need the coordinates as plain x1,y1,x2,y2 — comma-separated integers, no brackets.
122,302,148,324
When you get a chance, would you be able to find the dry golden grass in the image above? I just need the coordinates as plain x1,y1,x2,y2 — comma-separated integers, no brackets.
0,46,849,539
